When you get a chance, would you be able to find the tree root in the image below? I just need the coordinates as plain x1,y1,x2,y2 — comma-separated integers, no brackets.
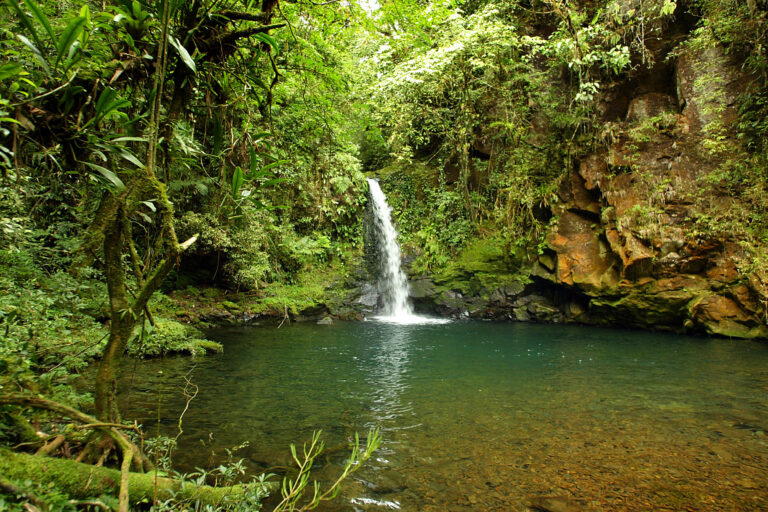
0,392,155,511
0,392,153,472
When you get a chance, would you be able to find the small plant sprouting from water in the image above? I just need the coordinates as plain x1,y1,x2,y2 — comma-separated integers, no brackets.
272,428,382,512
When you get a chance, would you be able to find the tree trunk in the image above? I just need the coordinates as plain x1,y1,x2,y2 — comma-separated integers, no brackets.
94,206,136,422
0,448,266,505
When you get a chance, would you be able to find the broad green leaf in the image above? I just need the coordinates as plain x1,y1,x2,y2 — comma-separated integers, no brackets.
109,136,146,143
118,149,145,168
20,0,55,47
169,35,196,73
85,87,131,127
251,131,273,142
83,162,125,191
0,63,23,81
56,16,87,70
253,32,279,53
231,166,244,196
65,39,82,69
78,4,90,46
94,87,117,115
249,146,258,174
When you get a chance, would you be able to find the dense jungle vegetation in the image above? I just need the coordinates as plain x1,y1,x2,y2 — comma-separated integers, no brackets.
1,0,767,508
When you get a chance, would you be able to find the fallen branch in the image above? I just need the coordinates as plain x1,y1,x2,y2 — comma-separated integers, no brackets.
35,434,65,456
0,448,263,506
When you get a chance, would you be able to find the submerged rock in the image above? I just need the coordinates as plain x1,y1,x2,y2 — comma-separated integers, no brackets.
524,495,588,512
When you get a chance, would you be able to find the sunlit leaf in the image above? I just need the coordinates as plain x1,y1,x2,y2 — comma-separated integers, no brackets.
117,149,145,168
169,35,196,73
109,136,147,143
0,63,23,81
16,34,51,75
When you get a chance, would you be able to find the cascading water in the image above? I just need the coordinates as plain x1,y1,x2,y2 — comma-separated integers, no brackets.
366,178,448,325
367,178,413,317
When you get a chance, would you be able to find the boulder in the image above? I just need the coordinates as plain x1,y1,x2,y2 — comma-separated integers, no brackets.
578,154,608,191
503,281,526,298
606,228,654,279
564,169,601,215
689,295,768,339
409,277,437,299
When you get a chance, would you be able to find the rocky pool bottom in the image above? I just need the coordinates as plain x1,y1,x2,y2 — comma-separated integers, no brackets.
117,321,768,511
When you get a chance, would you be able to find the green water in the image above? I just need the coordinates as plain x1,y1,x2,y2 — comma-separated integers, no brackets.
119,321,768,511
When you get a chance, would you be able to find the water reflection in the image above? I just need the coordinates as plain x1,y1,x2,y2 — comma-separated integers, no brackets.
365,325,413,425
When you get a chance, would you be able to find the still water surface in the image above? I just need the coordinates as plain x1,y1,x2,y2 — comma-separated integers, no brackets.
120,321,768,511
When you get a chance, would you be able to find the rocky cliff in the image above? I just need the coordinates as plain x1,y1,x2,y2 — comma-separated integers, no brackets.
370,16,768,339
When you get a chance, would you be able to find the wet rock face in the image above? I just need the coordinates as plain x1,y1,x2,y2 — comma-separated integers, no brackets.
676,45,746,133
626,93,677,123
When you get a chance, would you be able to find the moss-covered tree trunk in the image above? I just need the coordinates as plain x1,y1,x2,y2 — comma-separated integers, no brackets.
0,448,264,505
94,204,136,421
93,192,197,422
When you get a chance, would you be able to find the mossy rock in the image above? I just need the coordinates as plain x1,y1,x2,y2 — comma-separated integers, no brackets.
127,318,219,357
194,340,224,353
430,236,529,297
222,300,242,311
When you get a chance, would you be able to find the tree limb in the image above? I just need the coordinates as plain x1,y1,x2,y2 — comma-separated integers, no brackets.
215,10,270,23
203,23,286,50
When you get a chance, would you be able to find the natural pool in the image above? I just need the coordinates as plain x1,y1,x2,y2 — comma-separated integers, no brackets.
119,321,768,511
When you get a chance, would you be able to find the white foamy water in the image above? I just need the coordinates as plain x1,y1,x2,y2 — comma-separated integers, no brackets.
366,178,449,325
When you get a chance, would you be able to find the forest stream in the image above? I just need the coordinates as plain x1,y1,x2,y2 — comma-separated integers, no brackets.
117,321,768,511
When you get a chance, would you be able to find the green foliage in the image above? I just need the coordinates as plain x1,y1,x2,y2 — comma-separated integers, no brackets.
0,478,77,512
272,429,381,512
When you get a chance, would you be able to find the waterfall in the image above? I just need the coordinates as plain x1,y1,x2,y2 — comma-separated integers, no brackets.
367,178,414,317
366,178,448,325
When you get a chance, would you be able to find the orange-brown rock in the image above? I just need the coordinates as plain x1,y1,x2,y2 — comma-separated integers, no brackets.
548,208,619,292
605,228,654,279
689,295,768,338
